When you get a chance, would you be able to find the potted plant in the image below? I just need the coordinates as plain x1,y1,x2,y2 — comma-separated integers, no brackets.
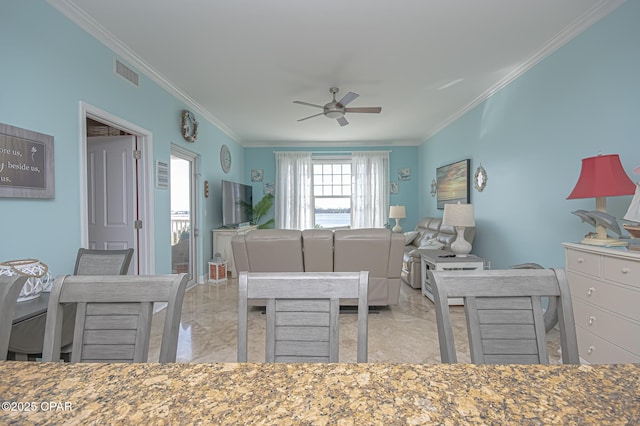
252,193,274,229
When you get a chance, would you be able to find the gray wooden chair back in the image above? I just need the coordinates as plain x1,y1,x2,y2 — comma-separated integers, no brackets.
430,268,579,365
42,274,188,363
238,271,369,363
74,248,134,275
8,249,134,360
0,276,29,360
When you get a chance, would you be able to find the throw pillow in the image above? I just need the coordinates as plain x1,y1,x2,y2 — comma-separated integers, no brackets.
418,238,445,250
403,231,419,245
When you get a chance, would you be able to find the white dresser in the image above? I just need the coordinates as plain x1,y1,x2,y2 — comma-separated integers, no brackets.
212,226,257,278
563,243,640,364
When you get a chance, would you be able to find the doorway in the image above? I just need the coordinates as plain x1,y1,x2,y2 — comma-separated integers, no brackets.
170,145,199,285
79,102,155,274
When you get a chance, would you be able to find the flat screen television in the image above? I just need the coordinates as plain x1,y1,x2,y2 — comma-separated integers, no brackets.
221,180,253,227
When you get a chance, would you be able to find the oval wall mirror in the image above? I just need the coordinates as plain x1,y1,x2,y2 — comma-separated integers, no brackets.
474,164,487,192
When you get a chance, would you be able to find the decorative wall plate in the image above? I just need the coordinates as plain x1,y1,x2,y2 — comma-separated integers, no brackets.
181,110,198,142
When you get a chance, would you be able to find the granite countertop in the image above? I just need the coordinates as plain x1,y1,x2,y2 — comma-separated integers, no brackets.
0,361,638,424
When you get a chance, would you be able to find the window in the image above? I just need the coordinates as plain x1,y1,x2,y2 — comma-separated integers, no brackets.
313,160,351,228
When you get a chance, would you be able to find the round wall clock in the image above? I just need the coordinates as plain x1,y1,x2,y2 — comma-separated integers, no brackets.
181,110,198,142
220,144,231,173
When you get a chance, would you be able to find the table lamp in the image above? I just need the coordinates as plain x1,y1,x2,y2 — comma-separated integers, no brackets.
389,205,406,233
567,153,635,246
442,203,475,256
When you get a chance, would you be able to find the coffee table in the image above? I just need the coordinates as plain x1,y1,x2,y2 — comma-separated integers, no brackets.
419,249,485,305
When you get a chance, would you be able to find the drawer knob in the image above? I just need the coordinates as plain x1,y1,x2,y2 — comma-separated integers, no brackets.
587,346,595,355
621,267,630,274
577,257,585,264
588,316,595,325
587,287,595,296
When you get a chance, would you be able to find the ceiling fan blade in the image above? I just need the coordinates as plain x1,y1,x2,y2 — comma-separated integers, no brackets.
336,116,349,127
338,92,359,106
297,112,324,122
293,101,324,109
345,107,382,113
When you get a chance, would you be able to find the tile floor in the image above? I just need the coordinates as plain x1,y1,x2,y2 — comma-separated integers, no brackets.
149,279,562,364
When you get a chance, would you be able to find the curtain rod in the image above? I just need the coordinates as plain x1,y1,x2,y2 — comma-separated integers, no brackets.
272,150,392,154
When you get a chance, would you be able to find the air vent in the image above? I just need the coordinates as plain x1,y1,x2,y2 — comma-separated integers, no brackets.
115,59,139,86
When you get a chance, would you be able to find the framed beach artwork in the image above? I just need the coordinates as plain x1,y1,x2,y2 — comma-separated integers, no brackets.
436,159,470,209
398,168,411,181
251,169,264,182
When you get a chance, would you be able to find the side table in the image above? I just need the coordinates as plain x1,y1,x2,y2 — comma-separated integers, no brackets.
420,250,485,305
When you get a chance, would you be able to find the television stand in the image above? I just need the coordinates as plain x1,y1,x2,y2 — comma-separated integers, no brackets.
211,225,257,278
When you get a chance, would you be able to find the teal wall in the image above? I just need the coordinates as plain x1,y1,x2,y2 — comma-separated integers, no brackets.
419,1,640,269
2,1,638,277
0,2,243,277
243,146,420,230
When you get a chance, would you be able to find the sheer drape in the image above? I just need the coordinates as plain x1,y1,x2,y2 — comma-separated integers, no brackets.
351,151,389,228
275,152,313,230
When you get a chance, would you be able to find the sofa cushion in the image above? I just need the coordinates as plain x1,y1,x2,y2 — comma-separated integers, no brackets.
244,229,304,272
302,229,334,271
403,231,419,245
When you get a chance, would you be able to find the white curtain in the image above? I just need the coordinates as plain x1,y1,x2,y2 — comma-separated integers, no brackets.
351,151,389,228
275,152,313,230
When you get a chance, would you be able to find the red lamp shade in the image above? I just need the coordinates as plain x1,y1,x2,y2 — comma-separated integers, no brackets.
567,154,635,199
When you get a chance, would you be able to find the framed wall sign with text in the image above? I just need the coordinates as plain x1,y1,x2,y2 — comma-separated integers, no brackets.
0,123,55,199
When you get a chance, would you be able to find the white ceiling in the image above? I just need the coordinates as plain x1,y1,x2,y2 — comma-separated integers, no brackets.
49,0,623,147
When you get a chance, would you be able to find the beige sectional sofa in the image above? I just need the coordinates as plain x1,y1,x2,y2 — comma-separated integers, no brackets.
401,217,476,289
231,228,404,306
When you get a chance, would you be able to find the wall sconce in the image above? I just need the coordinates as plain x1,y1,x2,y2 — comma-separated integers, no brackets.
567,153,635,246
430,179,437,197
389,205,406,233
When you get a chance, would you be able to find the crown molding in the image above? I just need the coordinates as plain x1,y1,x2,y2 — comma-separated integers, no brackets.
46,0,242,143
423,0,626,142
242,139,422,149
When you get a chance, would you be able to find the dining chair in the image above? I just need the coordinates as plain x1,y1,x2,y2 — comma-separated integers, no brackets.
74,248,134,275
8,248,135,361
42,273,188,363
238,271,369,363
430,268,579,365
1,276,29,360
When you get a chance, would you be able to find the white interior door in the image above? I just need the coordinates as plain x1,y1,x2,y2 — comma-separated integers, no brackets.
87,135,137,274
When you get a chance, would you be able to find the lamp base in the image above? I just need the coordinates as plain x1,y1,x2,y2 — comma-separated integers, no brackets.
450,226,472,256
580,236,628,247
392,219,402,233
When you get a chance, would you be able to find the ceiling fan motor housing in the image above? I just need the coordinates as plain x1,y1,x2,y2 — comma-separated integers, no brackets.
324,103,345,118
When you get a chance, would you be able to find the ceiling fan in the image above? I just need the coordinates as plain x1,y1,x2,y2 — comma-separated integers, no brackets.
294,87,382,127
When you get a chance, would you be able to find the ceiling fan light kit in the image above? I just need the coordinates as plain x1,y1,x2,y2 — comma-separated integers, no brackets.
294,87,381,127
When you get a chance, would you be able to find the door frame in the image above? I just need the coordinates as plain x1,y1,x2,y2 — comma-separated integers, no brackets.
170,144,200,286
78,101,155,274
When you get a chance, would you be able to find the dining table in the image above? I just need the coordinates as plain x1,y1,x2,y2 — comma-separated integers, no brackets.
0,361,638,424
9,293,75,359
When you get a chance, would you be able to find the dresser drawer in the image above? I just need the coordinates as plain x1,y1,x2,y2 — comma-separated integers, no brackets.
575,325,640,364
604,255,640,289
566,249,601,277
567,271,640,322
572,298,640,355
